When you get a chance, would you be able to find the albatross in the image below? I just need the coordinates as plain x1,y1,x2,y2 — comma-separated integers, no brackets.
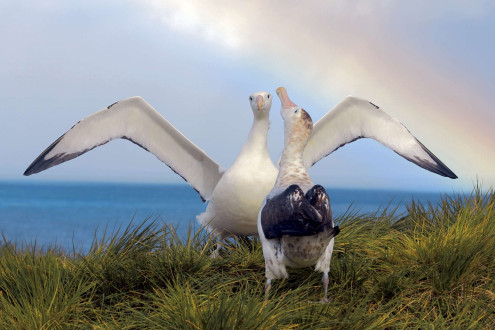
258,95,339,302
24,89,457,255
23,92,277,257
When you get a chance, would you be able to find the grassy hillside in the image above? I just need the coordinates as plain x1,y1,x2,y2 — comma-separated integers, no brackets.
0,188,494,328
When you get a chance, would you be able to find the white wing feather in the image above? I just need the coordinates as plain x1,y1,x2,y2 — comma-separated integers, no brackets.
24,96,224,201
303,96,457,178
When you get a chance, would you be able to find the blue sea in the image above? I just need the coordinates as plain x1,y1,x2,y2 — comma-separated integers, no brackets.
0,182,444,253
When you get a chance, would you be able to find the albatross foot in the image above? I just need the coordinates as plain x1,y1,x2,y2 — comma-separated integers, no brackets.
308,297,332,304
209,249,222,258
320,297,331,304
210,237,225,258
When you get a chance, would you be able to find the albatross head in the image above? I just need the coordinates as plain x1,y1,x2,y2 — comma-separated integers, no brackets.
276,86,313,140
276,86,299,120
249,91,272,117
276,87,313,149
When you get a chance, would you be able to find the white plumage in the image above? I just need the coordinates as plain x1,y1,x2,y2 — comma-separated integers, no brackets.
24,92,277,257
24,96,224,201
303,96,455,177
196,92,278,255
24,88,456,257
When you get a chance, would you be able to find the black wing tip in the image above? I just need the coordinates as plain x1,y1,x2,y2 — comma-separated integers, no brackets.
23,133,68,176
23,167,35,176
441,168,458,179
404,155,458,179
417,157,458,179
415,139,458,179
23,156,50,176
23,163,45,176
23,152,82,177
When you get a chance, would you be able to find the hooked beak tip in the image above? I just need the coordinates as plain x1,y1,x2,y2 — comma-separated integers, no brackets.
276,86,297,109
276,87,285,95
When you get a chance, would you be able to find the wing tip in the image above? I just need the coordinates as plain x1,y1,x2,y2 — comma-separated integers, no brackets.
442,167,458,179
415,139,458,179
23,161,46,176
23,155,49,177
23,152,82,177
23,167,35,176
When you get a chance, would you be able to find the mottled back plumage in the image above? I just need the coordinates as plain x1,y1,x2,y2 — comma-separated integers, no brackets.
258,87,342,302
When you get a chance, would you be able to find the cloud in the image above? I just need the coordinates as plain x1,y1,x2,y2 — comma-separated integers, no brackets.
2,1,493,189
134,0,495,188
140,0,244,50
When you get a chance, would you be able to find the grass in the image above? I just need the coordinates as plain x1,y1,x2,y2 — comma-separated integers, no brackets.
0,187,494,328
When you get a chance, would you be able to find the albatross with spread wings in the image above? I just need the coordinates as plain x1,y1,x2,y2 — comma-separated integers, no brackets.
24,93,278,257
24,88,456,256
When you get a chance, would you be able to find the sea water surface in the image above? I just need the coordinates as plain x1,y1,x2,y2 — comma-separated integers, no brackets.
0,181,444,253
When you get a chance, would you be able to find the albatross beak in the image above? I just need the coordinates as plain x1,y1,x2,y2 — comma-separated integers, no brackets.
256,95,263,111
276,87,298,110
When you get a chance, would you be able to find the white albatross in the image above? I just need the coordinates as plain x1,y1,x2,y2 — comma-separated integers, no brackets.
258,100,339,302
24,88,457,255
24,92,278,257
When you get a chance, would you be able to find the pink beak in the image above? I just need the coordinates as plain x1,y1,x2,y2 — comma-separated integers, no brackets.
276,87,298,109
276,86,298,119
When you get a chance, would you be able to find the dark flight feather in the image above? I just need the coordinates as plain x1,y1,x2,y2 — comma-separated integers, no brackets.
261,184,337,239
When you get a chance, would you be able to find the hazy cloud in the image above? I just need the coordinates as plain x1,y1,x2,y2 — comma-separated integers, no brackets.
1,0,493,190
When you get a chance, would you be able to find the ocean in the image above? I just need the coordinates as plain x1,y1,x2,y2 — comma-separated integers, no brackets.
0,181,444,253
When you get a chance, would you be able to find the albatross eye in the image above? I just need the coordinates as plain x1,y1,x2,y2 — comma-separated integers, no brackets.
249,96,253,101
294,109,298,113
267,94,270,99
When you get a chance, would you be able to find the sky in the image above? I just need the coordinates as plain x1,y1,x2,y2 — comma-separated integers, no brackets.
1,0,494,192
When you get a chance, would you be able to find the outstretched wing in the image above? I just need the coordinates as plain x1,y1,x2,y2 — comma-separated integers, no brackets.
303,96,457,179
24,96,224,201
261,185,331,239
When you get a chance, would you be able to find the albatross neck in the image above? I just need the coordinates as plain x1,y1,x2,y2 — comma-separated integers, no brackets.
274,133,312,190
238,114,271,158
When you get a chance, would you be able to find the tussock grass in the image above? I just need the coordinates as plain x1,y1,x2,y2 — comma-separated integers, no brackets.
0,188,494,328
